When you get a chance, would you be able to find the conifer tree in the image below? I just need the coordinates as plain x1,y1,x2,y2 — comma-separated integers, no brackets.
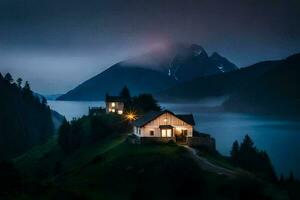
58,119,71,153
4,73,13,83
120,85,131,100
16,78,22,88
230,140,239,163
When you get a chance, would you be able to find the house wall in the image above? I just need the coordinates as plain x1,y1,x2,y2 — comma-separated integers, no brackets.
134,112,193,137
106,101,124,114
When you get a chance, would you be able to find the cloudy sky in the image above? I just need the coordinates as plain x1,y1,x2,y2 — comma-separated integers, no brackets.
0,0,299,94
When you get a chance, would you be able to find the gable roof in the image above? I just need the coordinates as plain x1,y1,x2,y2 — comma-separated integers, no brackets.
105,95,125,102
133,110,195,127
176,114,195,126
133,110,167,127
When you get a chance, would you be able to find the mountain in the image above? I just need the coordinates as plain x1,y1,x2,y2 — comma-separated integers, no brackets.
169,44,238,82
0,73,54,159
223,53,300,115
58,43,237,101
58,64,176,101
210,52,239,73
125,43,238,81
157,59,279,102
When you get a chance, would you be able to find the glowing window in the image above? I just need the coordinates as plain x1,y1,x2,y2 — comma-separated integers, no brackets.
108,108,112,112
167,129,172,137
164,118,167,122
112,109,115,112
111,102,115,107
161,129,166,137
118,110,123,115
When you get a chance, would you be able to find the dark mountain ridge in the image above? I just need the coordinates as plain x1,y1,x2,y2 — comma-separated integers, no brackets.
58,43,237,101
223,53,300,114
157,59,279,101
58,64,176,101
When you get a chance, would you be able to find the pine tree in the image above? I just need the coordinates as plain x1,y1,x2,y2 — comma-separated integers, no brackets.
230,140,239,163
238,135,257,170
239,135,256,157
23,81,33,97
120,86,132,110
4,73,13,83
120,85,131,100
58,118,71,153
16,78,22,88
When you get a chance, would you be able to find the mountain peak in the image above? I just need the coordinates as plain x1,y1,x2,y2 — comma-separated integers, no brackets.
211,52,223,59
209,52,239,72
189,44,208,57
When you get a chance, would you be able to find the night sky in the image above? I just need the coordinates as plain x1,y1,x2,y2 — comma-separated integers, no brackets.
0,0,299,94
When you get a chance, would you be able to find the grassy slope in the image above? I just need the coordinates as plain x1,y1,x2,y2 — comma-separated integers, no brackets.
14,134,288,200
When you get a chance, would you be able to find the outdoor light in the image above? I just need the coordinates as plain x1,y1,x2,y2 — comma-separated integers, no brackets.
126,112,137,121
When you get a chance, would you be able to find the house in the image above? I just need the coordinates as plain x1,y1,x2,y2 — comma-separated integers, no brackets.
131,110,216,150
133,110,195,143
105,95,125,115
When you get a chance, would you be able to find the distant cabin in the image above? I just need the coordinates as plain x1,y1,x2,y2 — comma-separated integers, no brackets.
105,95,125,115
133,110,195,143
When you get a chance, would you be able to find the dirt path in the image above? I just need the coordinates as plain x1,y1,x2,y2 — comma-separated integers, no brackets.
182,145,237,178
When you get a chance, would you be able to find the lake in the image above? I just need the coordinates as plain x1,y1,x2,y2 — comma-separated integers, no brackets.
48,100,300,178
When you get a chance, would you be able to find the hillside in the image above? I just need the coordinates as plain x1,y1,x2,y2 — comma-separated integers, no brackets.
58,43,237,101
12,133,288,200
0,73,54,159
223,53,300,115
157,60,279,102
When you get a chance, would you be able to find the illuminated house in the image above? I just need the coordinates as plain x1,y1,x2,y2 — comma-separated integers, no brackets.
133,110,195,143
105,95,125,115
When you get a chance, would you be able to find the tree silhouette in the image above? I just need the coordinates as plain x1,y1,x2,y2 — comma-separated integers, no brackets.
131,94,161,113
0,75,54,159
23,81,33,98
230,140,239,164
230,135,277,182
16,78,22,88
120,86,131,110
4,73,13,83
120,85,131,100
58,118,72,153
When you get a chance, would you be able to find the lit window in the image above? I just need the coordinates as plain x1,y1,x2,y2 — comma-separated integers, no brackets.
118,110,123,115
161,129,166,137
111,102,115,107
112,109,115,112
167,129,172,137
108,108,112,112
164,118,167,122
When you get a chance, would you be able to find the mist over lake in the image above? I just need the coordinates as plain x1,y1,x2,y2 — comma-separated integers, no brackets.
48,100,300,178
